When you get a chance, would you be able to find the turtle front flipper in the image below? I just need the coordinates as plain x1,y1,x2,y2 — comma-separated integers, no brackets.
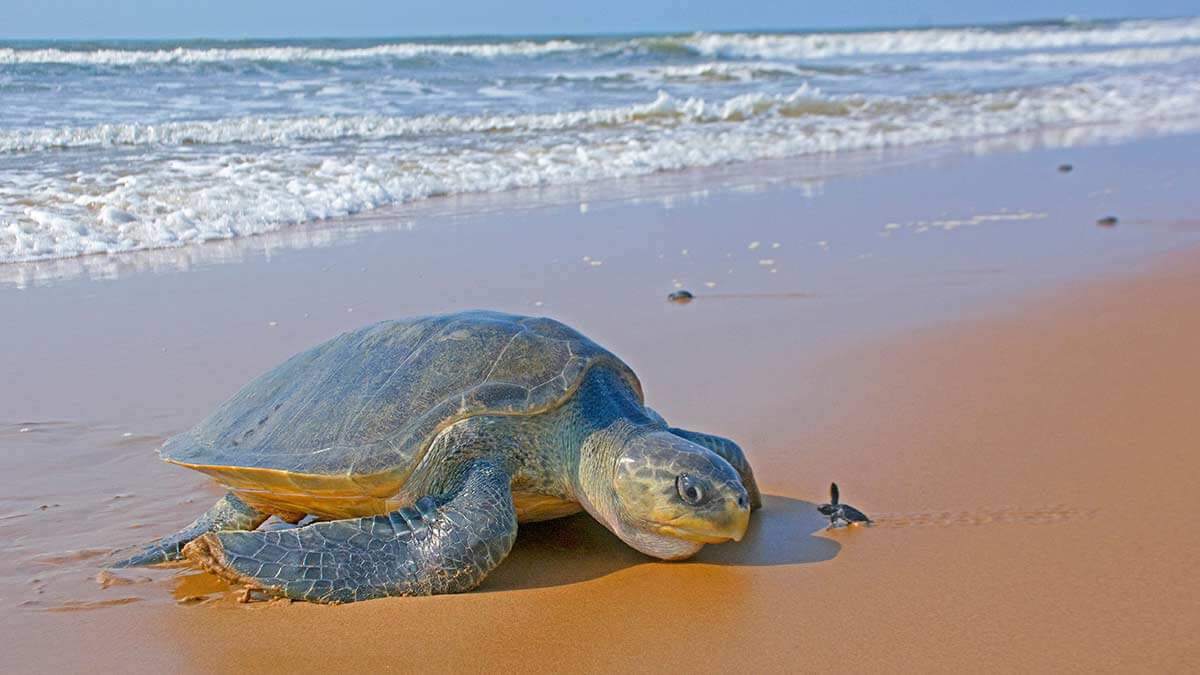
184,460,517,604
668,427,762,510
109,492,268,568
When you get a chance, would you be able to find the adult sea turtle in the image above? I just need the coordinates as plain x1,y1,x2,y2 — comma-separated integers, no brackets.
112,311,760,603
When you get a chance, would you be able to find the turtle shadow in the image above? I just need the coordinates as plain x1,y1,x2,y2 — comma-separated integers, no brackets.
691,494,839,567
481,494,838,593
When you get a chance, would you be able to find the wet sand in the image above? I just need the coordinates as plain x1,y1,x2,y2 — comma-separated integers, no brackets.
2,134,1199,672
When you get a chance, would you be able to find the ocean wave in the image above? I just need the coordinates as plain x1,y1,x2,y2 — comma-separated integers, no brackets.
0,39,586,66
4,18,1199,69
930,43,1200,71
4,72,1200,264
674,18,1200,60
1013,43,1200,66
549,61,832,84
0,83,842,153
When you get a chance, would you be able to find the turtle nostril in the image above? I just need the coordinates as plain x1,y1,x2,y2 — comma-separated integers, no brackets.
737,494,748,510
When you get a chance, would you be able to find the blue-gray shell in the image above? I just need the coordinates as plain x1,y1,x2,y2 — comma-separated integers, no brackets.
161,311,643,476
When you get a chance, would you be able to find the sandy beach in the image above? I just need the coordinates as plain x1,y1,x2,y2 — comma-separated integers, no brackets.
2,133,1199,673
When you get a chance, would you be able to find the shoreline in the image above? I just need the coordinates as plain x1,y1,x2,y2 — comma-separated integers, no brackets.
5,117,1200,287
2,131,1199,672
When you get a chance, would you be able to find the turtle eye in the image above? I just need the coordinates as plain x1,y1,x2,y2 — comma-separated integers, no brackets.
676,473,706,506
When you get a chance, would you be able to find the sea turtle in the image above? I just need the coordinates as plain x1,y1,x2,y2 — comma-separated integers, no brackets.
817,482,872,529
111,310,760,604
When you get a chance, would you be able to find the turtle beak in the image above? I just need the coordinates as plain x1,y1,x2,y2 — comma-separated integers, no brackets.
727,496,751,542
653,494,751,544
689,492,750,543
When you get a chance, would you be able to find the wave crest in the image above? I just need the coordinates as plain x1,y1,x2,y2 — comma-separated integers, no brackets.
674,18,1200,60
4,18,1200,68
5,73,1200,264
0,39,585,66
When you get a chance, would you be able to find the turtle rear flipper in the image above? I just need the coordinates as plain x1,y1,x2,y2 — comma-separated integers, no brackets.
184,460,517,603
840,504,872,525
109,492,267,568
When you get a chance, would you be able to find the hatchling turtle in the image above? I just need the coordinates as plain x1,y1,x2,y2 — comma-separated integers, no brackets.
818,483,872,529
111,311,760,603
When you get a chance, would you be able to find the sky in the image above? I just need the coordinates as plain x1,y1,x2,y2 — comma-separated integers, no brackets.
1,0,1195,39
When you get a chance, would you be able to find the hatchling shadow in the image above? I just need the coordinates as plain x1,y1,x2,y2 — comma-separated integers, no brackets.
481,494,838,593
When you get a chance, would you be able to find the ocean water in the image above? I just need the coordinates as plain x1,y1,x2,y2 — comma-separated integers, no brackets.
2,17,1200,263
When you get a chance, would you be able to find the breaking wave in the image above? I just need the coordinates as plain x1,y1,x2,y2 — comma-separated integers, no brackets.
3,16,1200,264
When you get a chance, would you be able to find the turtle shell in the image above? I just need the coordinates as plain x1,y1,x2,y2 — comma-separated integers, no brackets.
161,311,642,512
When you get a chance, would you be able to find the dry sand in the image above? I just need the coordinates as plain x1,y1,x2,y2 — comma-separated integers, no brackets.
1,134,1198,673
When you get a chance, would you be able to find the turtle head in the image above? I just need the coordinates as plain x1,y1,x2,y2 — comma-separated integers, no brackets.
579,425,751,560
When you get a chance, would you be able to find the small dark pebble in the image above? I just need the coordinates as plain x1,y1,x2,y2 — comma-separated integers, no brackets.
1058,164,1073,173
667,290,694,304
1096,216,1118,227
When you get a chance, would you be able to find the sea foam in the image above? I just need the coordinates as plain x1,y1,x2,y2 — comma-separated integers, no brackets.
677,18,1200,60
4,18,1199,67
3,17,1200,264
0,39,585,66
5,72,1200,264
